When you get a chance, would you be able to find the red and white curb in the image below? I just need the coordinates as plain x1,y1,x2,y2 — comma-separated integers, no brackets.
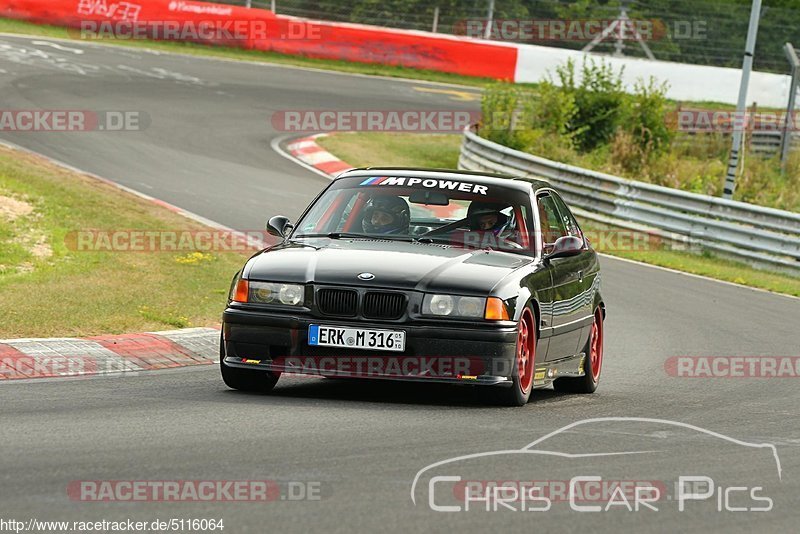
0,327,219,380
285,134,354,177
0,142,250,383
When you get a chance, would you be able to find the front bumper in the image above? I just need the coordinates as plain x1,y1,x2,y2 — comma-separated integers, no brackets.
222,307,519,386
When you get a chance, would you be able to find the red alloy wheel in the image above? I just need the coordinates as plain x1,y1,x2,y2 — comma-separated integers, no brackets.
589,308,604,382
517,308,536,394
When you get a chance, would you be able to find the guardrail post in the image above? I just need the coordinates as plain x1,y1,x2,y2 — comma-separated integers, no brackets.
781,43,800,170
723,0,762,200
484,0,495,39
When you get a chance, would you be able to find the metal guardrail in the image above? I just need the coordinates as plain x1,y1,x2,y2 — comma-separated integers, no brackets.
671,131,799,156
750,130,800,155
459,128,800,273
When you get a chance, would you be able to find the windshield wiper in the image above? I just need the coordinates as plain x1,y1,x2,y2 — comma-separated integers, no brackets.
293,232,414,242
294,232,370,239
414,236,449,245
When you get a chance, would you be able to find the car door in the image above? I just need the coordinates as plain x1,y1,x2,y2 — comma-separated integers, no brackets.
550,191,598,356
537,192,586,361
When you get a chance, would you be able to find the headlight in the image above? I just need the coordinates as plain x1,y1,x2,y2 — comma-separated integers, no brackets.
428,295,454,315
278,284,304,305
457,296,484,317
233,280,305,307
252,283,276,303
423,294,485,318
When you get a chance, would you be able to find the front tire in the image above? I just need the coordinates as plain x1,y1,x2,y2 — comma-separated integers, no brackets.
554,307,603,394
220,335,280,393
491,307,536,406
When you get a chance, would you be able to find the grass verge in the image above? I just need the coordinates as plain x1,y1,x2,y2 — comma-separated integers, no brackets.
316,132,800,297
0,145,249,338
0,17,493,88
318,132,460,169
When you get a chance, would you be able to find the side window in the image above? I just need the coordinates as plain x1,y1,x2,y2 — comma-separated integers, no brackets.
551,193,583,240
300,189,355,233
335,193,361,232
537,194,568,251
299,191,336,233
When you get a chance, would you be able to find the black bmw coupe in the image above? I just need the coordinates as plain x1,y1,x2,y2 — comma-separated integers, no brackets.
221,168,605,406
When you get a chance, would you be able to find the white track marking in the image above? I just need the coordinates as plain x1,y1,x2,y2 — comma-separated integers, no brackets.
31,40,85,54
0,139,267,249
0,32,480,90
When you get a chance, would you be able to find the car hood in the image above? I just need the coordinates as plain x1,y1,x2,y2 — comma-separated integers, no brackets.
244,238,533,294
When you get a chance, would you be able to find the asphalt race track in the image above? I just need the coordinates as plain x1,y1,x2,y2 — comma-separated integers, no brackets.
1,34,799,533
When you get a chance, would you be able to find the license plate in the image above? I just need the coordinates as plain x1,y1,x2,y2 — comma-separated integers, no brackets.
308,325,406,352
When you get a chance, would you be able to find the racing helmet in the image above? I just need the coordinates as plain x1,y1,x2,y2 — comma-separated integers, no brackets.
467,201,510,235
361,195,411,235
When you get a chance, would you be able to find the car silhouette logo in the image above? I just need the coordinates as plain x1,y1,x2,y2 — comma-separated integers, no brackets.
358,272,375,280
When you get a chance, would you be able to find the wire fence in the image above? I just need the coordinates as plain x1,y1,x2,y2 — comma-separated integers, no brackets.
205,0,800,74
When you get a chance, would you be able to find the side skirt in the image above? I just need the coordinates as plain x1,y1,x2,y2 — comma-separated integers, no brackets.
532,352,586,389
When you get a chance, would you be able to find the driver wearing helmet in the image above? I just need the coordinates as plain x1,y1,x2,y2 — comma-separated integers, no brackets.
361,195,411,235
467,201,509,236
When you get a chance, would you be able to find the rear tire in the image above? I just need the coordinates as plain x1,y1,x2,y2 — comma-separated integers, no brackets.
554,307,603,394
491,307,536,407
220,335,280,393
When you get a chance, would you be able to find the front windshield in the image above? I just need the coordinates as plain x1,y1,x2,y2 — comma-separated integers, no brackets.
293,175,535,255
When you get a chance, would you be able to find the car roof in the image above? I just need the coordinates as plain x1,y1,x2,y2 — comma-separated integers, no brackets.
335,167,551,193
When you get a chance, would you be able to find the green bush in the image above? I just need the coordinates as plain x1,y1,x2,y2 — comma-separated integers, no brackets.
628,78,672,155
478,82,520,149
526,80,579,140
480,59,670,161
556,59,628,152
476,60,798,213
479,81,577,157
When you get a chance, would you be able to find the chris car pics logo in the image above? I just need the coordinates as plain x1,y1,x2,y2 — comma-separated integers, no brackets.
411,417,782,514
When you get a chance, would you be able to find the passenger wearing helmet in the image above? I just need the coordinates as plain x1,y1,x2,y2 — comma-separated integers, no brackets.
467,201,509,236
361,195,410,235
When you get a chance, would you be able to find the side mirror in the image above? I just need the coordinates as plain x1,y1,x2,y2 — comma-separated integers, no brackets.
545,235,584,260
266,215,293,239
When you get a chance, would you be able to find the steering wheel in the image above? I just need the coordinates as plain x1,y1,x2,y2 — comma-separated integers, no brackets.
417,217,470,238
498,238,524,250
